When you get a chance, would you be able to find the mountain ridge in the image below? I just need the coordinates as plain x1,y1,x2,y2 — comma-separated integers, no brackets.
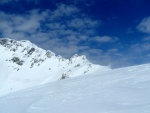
0,38,110,96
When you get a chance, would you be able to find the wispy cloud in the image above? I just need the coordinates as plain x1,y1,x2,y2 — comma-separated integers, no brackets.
91,36,118,43
142,36,150,41
0,10,47,39
137,17,150,34
112,42,150,68
0,4,101,58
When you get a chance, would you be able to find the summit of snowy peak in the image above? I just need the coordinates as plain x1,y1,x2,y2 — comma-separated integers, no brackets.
72,54,86,59
0,38,111,96
70,54,88,63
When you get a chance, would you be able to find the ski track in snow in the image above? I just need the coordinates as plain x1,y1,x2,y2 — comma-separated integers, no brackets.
0,63,150,113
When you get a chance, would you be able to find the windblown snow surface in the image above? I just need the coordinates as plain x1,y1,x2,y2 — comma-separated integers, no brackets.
0,38,150,113
0,63,150,113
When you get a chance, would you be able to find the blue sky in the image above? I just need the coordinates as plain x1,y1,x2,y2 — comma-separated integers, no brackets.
0,0,150,68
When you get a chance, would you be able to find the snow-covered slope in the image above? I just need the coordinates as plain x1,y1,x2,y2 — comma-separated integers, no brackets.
0,38,110,96
0,63,150,113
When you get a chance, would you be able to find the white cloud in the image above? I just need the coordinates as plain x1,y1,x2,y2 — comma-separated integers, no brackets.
137,17,150,34
0,4,102,57
14,11,43,32
107,49,119,53
79,35,88,40
69,18,99,29
0,10,47,40
91,36,118,43
54,4,79,17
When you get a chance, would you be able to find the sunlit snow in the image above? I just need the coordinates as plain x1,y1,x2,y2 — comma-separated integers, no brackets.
0,38,109,96
0,38,150,113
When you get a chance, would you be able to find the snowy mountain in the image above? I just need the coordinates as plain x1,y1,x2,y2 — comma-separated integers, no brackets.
0,62,150,113
0,38,150,113
0,38,110,96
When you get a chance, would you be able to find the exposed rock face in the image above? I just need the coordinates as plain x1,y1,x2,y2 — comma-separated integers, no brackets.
28,48,35,55
11,57,24,65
